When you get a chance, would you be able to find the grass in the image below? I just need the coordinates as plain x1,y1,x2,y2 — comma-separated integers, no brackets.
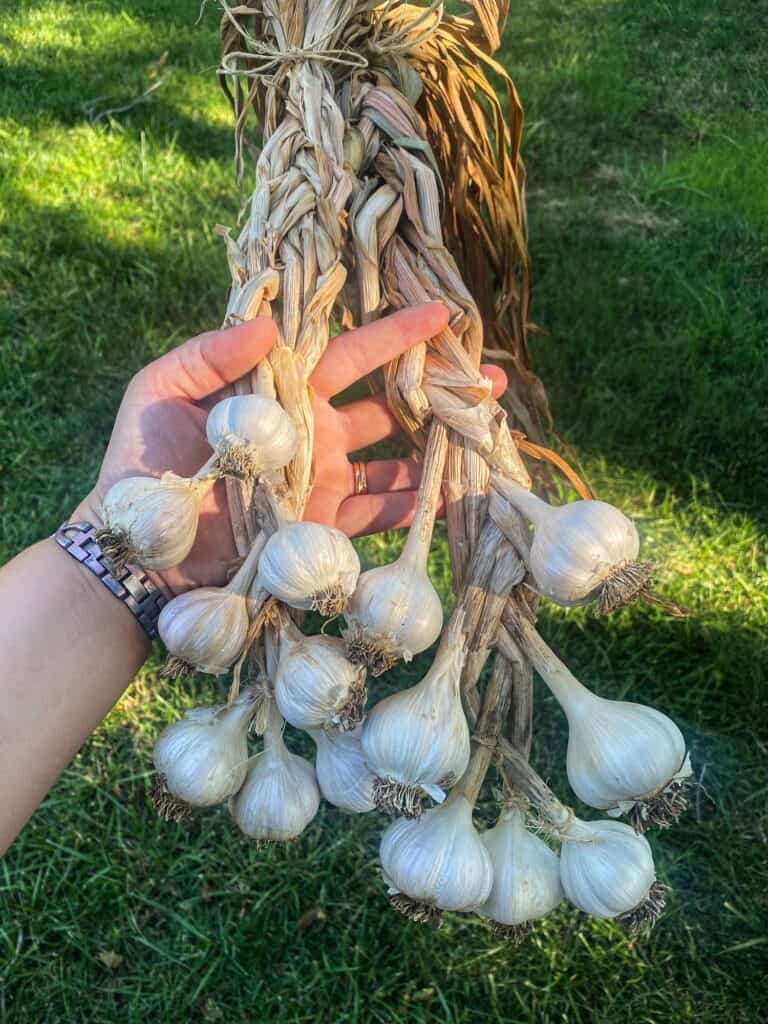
1,0,767,1020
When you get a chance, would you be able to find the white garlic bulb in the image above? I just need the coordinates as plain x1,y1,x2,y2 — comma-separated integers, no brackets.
380,795,493,921
492,476,651,614
206,394,297,479
152,694,256,810
258,522,361,617
361,614,470,817
558,817,665,932
520,618,691,830
311,725,376,813
230,702,320,843
158,536,264,677
343,428,445,675
343,534,443,676
98,471,214,572
275,619,367,730
478,806,562,936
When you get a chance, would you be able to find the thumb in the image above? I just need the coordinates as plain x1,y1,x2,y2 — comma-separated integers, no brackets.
141,318,278,400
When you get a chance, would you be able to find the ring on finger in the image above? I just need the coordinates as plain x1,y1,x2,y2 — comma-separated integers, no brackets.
352,461,368,496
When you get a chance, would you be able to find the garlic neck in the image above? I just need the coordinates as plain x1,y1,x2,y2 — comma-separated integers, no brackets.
228,532,267,595
424,607,466,695
517,615,593,715
262,700,287,753
278,613,304,652
401,420,448,569
490,473,548,529
451,745,489,806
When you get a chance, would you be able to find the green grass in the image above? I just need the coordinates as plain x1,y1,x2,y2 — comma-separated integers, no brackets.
1,1,767,1020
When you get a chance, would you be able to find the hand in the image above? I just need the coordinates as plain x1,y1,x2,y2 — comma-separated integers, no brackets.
76,303,506,594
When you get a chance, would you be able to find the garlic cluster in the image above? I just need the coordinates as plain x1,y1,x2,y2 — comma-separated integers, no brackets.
361,613,470,817
258,522,361,617
158,535,265,677
275,617,367,730
381,795,493,924
558,817,666,934
492,476,653,614
478,806,563,940
519,617,691,830
152,692,256,818
230,701,320,843
98,469,215,573
311,725,376,813
206,394,297,479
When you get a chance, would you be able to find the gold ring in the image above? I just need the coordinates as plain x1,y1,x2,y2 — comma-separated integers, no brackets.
352,461,368,496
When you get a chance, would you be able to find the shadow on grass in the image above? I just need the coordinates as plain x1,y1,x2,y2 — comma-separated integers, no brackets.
503,0,768,515
0,0,233,162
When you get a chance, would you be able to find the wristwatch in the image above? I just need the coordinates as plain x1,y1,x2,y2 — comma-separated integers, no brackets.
54,522,168,639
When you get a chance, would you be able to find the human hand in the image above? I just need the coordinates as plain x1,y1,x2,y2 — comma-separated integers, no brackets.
76,303,506,594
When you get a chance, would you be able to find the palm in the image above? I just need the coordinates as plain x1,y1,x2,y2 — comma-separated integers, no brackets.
81,306,505,594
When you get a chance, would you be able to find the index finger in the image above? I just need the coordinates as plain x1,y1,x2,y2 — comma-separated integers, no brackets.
310,302,449,400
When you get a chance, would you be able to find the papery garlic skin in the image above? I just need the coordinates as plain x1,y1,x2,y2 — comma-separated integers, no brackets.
343,548,443,675
311,725,376,813
159,589,248,676
559,818,660,927
492,478,649,613
380,796,493,916
344,424,445,675
258,522,361,617
362,619,470,815
99,473,210,571
159,536,264,677
565,697,690,820
206,394,297,478
153,697,255,808
519,618,691,829
230,706,320,843
275,627,366,730
530,500,640,608
478,807,563,930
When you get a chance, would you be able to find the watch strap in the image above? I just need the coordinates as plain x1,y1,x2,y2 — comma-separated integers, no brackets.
54,522,168,639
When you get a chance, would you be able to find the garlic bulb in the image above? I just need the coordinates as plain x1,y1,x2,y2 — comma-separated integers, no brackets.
559,816,666,934
478,806,563,940
206,394,297,479
258,522,361,617
492,475,652,614
275,618,367,730
343,548,443,675
98,468,215,573
152,693,256,818
230,702,320,844
311,725,376,813
361,613,470,817
343,424,445,674
159,535,264,677
519,617,691,831
380,795,493,925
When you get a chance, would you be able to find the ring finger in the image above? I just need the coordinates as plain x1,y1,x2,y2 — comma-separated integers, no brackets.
349,456,421,496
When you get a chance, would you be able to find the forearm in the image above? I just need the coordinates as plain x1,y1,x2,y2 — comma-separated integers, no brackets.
0,536,150,853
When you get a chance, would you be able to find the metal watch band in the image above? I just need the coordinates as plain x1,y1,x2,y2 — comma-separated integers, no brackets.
54,522,168,639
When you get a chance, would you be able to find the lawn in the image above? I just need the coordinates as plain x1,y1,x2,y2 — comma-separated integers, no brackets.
1,1,767,1021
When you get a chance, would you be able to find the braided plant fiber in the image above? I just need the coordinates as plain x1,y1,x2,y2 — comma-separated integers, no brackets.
139,0,687,937
216,0,541,748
